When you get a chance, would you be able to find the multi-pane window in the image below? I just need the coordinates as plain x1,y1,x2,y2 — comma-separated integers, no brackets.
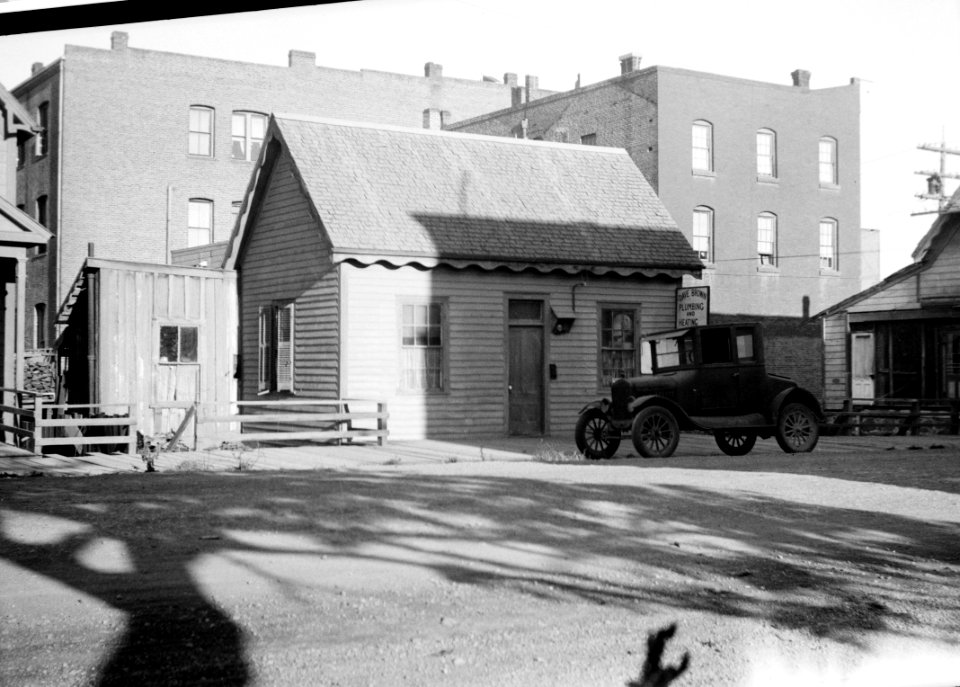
756,128,777,177
188,106,214,157
757,212,778,266
819,136,838,185
35,195,48,254
34,303,46,349
258,303,294,393
820,218,839,269
35,102,48,157
231,111,267,161
159,325,198,363
600,307,638,386
400,302,444,392
691,120,713,172
187,198,213,247
692,206,714,262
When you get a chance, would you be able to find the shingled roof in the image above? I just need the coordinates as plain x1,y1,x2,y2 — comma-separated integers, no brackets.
226,115,701,278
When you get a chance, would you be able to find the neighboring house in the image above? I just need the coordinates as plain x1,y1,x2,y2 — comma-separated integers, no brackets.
1,82,50,401
224,115,702,440
11,31,553,352
55,257,237,440
817,187,960,410
449,55,864,399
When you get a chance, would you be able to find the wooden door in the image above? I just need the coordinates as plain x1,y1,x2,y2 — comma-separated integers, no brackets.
508,300,544,436
851,332,875,400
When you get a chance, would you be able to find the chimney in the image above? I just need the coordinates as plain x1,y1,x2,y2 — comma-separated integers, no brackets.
425,62,443,78
525,75,538,103
619,53,641,74
111,31,128,50
511,86,523,108
791,69,811,88
288,50,316,69
422,108,442,130
31,62,44,75
503,72,518,88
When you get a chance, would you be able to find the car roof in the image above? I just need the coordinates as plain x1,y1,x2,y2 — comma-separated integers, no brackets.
641,322,761,342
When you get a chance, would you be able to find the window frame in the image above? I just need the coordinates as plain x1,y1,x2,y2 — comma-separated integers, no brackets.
598,304,641,388
819,217,839,271
187,198,213,247
231,111,267,162
188,105,214,157
398,299,447,394
756,128,777,178
819,136,838,186
34,102,48,158
691,120,714,173
158,324,199,364
257,302,295,394
692,205,715,263
580,133,597,146
757,212,778,267
34,303,46,349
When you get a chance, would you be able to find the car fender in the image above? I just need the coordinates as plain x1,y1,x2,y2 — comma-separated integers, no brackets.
578,398,611,416
627,395,698,430
770,387,824,421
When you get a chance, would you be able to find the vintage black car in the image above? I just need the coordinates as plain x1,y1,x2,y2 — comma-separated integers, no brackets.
575,323,823,459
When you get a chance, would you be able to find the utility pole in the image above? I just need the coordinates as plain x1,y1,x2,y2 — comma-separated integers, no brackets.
913,134,960,215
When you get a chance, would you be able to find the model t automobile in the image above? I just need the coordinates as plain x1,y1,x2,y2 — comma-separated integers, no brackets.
575,323,822,459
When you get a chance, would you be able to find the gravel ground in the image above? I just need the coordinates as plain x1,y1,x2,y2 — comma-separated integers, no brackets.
1,440,959,686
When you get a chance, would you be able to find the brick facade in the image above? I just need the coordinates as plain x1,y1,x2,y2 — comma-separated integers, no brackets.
12,34,554,349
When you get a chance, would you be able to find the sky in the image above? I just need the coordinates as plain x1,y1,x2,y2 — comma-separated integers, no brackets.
1,0,959,281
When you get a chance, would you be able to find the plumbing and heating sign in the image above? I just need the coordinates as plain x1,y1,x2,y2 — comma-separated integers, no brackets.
676,286,709,327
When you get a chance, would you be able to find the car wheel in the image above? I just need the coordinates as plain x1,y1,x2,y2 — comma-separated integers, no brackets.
775,402,820,453
574,409,621,459
631,405,680,458
714,430,757,456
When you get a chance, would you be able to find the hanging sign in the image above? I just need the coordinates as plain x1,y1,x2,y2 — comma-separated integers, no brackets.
676,286,709,328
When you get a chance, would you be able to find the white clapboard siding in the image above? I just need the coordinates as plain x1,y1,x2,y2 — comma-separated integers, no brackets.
821,313,848,409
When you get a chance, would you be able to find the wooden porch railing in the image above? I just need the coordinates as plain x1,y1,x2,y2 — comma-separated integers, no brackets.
826,397,960,436
0,388,137,454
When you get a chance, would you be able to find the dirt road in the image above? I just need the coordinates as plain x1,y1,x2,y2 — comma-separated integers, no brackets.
2,442,959,686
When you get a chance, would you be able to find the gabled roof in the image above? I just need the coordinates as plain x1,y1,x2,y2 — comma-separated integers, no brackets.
0,194,52,247
0,81,39,140
225,115,701,278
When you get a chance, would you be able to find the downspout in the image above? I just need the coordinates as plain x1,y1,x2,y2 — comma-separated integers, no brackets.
55,58,65,338
166,185,174,264
86,245,98,405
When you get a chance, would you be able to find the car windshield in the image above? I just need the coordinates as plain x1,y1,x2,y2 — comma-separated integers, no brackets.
641,329,695,372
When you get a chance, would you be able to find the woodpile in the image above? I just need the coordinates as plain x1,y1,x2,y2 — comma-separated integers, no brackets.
23,350,56,395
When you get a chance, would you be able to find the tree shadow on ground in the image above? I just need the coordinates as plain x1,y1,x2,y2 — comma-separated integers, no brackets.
1,466,958,685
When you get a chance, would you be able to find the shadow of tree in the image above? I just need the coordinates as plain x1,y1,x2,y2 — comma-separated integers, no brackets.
1,466,958,684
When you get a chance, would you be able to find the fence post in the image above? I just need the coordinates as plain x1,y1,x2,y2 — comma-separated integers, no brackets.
378,402,387,446
32,395,43,454
951,401,960,435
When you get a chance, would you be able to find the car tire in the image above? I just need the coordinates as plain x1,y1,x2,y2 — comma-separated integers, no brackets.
714,430,757,456
574,409,621,460
775,402,820,453
631,405,680,458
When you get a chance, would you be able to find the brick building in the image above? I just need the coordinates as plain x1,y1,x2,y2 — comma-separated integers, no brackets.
10,32,553,349
449,55,864,397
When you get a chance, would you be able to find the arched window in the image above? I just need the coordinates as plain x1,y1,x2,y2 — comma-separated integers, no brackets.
756,128,777,177
188,106,214,157
35,102,49,157
34,303,46,349
820,218,839,269
691,120,713,172
819,136,838,185
231,111,267,161
692,206,714,262
757,212,778,266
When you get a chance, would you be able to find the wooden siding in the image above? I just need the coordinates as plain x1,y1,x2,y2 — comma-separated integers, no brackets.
822,313,849,409
848,274,919,313
919,223,960,302
237,149,339,402
96,264,237,437
341,263,680,440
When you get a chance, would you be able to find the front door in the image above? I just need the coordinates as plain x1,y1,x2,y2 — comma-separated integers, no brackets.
507,299,544,435
851,332,875,400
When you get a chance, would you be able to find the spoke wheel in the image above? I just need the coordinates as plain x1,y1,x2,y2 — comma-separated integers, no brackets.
631,406,680,458
776,402,820,453
714,430,757,456
574,409,621,460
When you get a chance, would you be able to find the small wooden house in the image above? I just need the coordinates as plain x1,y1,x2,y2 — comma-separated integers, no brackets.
56,258,237,440
224,115,702,440
818,187,960,410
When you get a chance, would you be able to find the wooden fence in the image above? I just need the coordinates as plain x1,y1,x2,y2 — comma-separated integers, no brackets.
187,398,389,449
826,397,960,436
0,388,136,455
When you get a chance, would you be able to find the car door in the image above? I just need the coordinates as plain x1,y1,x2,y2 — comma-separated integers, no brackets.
696,327,739,414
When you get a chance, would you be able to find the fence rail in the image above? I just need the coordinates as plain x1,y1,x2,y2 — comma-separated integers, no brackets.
826,397,960,436
0,388,136,454
188,398,389,448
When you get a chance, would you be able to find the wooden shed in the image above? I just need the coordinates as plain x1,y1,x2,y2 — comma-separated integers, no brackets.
224,115,702,440
56,258,237,441
817,188,960,410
